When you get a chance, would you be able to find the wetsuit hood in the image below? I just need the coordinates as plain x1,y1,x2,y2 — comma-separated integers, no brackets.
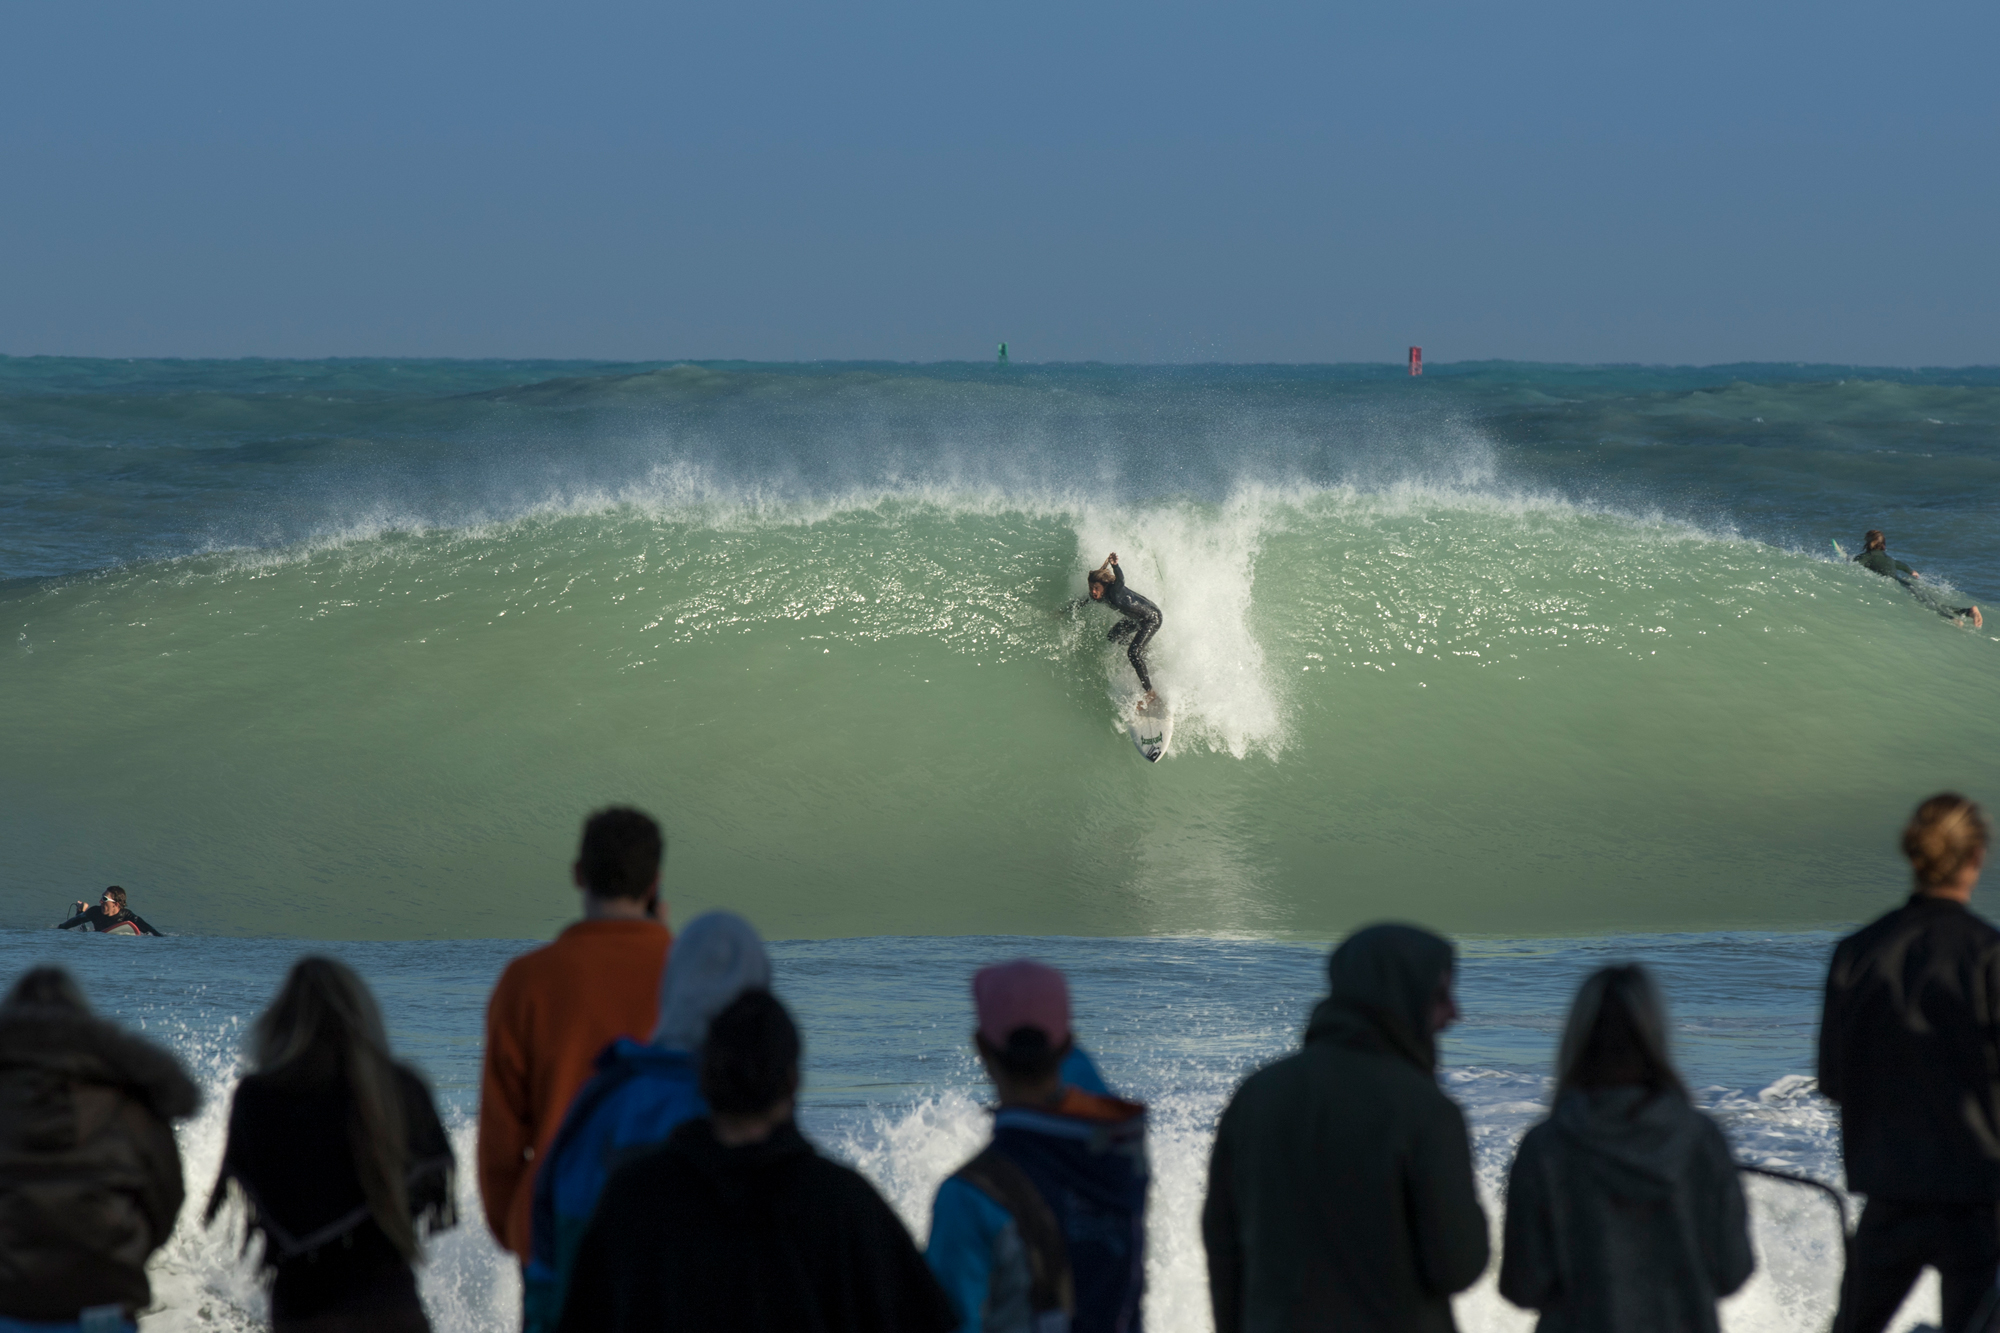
1305,923,1455,1073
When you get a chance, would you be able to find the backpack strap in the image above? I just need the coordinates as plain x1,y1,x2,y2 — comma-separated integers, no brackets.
954,1145,1075,1320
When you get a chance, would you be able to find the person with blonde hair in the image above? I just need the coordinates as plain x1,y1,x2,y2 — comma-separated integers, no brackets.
1820,793,1997,1333
1499,965,1753,1332
207,957,456,1333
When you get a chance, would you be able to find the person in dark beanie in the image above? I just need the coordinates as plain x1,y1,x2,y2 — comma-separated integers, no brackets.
1500,965,1753,1333
1203,923,1488,1333
557,990,956,1333
1821,793,1999,1333
0,967,199,1330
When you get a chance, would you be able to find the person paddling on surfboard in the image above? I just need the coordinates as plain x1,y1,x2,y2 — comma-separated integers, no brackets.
1853,529,1982,627
56,885,163,936
1087,553,1163,711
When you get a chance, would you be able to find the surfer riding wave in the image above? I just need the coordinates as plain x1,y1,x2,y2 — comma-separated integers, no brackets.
1087,553,1162,709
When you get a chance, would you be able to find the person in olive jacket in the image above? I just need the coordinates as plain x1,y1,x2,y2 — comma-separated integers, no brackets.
1202,923,1489,1333
0,966,200,1326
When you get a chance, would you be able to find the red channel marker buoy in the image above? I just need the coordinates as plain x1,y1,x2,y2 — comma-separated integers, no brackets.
1408,346,1423,376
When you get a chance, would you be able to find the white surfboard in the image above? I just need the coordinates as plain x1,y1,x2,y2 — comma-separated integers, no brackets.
1127,695,1173,763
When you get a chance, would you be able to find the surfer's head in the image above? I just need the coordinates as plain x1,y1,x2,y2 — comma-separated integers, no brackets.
1904,793,1989,895
1864,529,1887,552
1088,571,1110,599
101,886,126,912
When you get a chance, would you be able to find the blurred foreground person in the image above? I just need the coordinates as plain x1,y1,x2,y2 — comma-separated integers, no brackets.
480,807,674,1265
207,957,456,1333
1821,794,1997,1333
1499,965,1752,1332
559,990,955,1333
1202,923,1488,1333
0,967,198,1331
926,959,1148,1333
524,911,772,1333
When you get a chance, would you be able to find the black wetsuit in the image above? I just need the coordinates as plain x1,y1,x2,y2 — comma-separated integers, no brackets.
1854,547,1978,619
57,906,163,936
1097,564,1162,693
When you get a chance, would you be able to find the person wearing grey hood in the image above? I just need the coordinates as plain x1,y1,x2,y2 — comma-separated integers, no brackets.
1203,923,1489,1333
1499,965,1753,1333
522,911,772,1333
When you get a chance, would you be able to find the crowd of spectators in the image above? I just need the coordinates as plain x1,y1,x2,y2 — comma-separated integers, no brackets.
0,792,1989,1333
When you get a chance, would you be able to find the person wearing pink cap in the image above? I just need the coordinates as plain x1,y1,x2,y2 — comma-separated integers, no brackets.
925,959,1148,1333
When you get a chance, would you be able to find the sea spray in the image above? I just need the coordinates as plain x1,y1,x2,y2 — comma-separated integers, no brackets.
134,1025,1934,1333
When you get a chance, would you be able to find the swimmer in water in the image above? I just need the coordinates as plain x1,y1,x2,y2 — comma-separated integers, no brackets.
57,886,163,936
1853,530,1982,628
1087,553,1163,711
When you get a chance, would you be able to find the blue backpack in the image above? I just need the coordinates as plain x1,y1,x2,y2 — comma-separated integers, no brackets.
523,1039,707,1333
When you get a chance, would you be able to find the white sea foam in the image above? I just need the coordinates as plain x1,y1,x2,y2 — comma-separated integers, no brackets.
140,1045,1948,1333
837,1073,1944,1333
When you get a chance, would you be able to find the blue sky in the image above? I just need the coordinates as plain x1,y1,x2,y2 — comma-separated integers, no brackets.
4,0,1995,363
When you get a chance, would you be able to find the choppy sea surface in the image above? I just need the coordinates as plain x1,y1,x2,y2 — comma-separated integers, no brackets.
6,926,1943,1333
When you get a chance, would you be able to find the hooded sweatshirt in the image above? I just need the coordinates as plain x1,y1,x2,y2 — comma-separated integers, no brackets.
557,1118,957,1333
1202,924,1488,1333
0,997,199,1320
524,912,771,1333
1499,1088,1752,1333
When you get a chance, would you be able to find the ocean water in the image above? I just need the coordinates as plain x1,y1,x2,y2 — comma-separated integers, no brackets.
3,358,1995,939
3,357,1996,1331
2,926,1938,1333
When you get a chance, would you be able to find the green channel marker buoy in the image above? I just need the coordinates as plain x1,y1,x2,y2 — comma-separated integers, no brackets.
997,342,1008,365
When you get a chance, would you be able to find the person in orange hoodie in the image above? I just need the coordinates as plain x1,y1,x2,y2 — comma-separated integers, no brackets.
478,807,674,1271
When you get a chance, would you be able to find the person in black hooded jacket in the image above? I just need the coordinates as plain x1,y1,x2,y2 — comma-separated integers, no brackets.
1500,965,1753,1333
1202,923,1489,1333
558,990,956,1333
0,966,199,1327
1819,793,1999,1333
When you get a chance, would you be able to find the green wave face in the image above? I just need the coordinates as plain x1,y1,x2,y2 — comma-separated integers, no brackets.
7,483,1993,940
